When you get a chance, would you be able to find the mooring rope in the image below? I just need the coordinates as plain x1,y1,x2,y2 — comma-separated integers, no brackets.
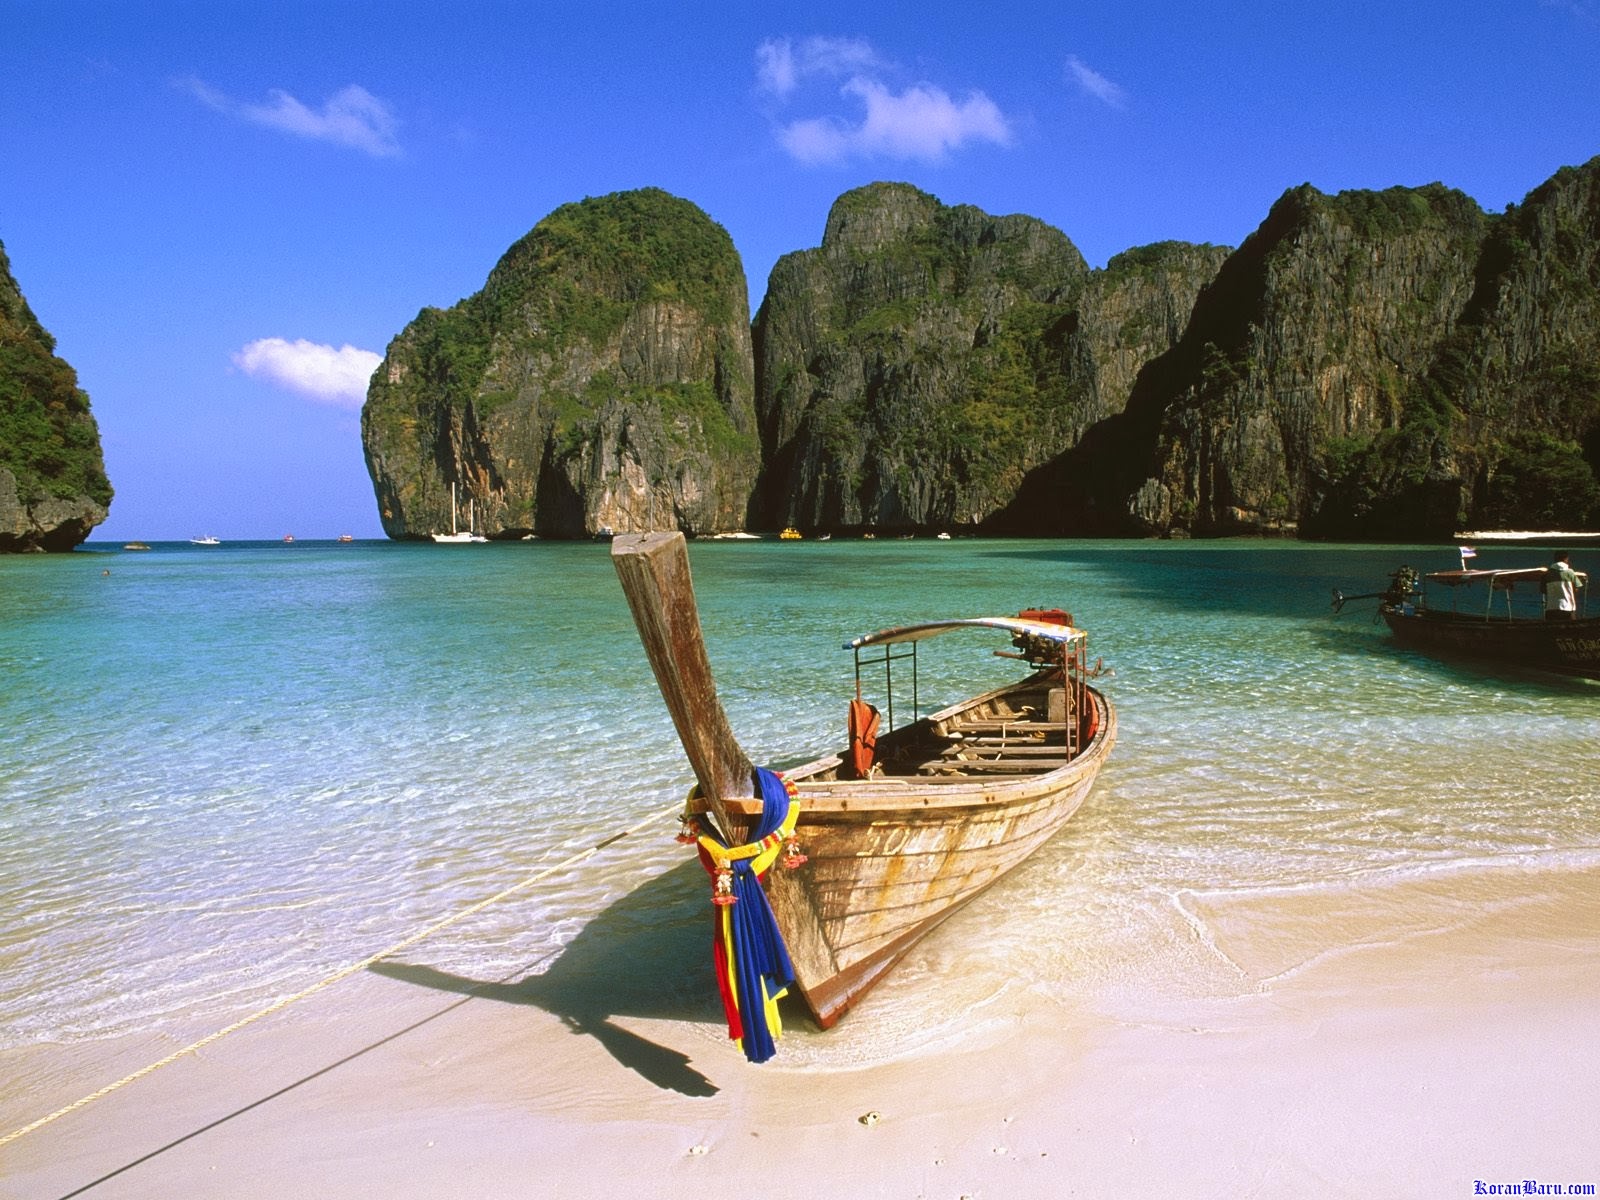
0,798,685,1151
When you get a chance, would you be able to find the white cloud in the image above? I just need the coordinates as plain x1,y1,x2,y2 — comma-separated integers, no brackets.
233,338,381,408
758,37,1011,165
243,85,399,156
780,79,1010,165
1066,55,1127,108
179,76,231,111
755,39,799,97
179,78,401,157
756,36,880,97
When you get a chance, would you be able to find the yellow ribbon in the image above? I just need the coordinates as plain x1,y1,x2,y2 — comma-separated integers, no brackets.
684,779,803,1057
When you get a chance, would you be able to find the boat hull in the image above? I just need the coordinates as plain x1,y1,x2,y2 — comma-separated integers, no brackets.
763,685,1116,1028
1381,607,1600,680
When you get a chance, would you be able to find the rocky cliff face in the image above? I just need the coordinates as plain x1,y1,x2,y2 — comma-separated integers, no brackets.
362,189,758,539
751,183,1095,531
1075,242,1235,424
1437,159,1600,531
364,161,1600,543
1125,183,1491,536
1057,161,1600,539
0,240,111,552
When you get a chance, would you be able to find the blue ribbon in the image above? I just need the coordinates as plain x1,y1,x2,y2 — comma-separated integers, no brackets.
725,767,797,1063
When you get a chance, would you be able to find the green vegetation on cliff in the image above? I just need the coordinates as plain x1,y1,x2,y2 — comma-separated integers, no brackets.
1102,240,1229,280
362,188,757,538
0,241,112,510
1480,431,1600,528
488,187,743,336
1328,182,1486,242
1312,166,1600,537
754,183,1092,529
367,189,751,448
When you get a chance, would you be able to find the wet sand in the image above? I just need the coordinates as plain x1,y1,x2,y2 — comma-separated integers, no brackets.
4,864,1597,1200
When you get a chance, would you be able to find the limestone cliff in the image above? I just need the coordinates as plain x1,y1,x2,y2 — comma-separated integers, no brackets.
751,186,1228,534
1053,161,1600,539
1130,182,1491,536
1430,158,1600,532
0,239,111,552
362,189,758,539
1075,242,1234,424
752,183,1091,532
364,162,1600,543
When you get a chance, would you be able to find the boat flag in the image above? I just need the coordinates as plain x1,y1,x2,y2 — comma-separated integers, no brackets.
1459,544,1477,568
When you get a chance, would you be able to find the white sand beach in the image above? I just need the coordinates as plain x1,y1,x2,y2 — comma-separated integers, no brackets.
4,861,1597,1200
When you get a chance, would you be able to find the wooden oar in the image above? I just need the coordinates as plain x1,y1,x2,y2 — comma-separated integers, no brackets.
611,531,756,844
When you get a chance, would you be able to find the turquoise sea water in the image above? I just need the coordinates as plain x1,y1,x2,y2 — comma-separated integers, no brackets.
3,537,1597,1071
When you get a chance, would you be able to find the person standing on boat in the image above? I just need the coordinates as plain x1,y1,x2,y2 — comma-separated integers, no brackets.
1544,551,1584,619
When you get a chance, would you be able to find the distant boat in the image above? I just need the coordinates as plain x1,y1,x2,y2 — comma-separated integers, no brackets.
337,534,355,543
937,532,952,540
432,484,488,544
282,534,295,544
1335,556,1600,680
189,536,220,546
779,527,802,540
122,542,151,551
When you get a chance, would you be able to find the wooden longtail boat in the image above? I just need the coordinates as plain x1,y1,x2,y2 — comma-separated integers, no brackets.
1335,561,1600,681
612,532,1117,1032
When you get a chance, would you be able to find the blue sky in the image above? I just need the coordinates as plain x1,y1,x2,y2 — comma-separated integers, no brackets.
3,1,1597,542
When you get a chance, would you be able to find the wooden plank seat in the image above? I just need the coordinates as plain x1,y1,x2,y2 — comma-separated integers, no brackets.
940,743,1041,758
947,719,1068,732
918,757,1070,774
947,733,1054,747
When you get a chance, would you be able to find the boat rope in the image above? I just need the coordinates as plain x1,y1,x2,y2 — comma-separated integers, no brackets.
0,798,685,1152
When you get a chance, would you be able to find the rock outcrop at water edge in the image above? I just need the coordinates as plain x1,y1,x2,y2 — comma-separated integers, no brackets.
0,238,112,552
362,188,759,539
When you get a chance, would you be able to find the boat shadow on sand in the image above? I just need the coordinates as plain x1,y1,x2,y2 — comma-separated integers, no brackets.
370,859,726,1097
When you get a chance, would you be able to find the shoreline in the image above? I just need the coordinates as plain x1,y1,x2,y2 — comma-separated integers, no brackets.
4,860,1598,1199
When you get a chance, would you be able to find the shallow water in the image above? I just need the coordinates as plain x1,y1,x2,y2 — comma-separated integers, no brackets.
2,537,1596,1069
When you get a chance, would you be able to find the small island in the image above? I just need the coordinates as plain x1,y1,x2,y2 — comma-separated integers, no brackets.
0,239,112,552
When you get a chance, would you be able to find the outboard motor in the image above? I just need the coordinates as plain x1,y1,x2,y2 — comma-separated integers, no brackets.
1382,565,1420,607
1332,565,1420,614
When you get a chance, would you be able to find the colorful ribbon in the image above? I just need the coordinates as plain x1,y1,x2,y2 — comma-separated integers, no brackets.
687,768,800,1064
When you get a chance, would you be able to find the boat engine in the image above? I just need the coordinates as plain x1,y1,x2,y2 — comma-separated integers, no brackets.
1383,565,1420,606
1331,565,1420,614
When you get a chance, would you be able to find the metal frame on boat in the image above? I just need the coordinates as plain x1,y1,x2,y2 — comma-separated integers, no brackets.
612,532,1116,1033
